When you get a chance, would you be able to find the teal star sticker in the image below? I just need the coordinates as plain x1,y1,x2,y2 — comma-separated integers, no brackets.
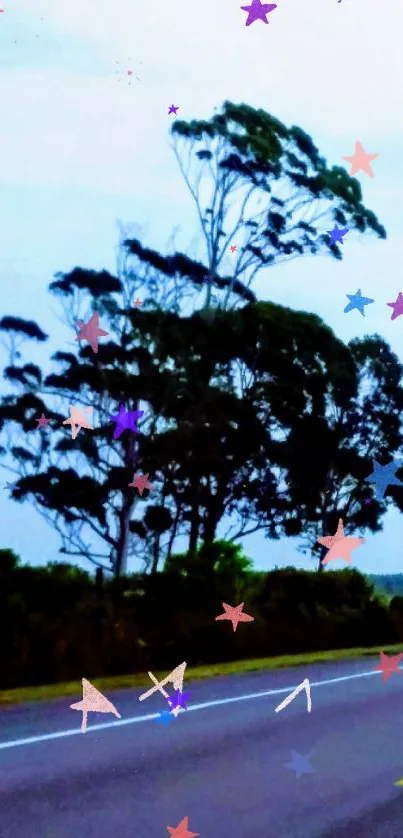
156,710,175,727
366,458,403,499
283,749,316,779
344,289,374,316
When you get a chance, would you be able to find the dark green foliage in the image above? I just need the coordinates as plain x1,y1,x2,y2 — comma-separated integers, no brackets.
370,575,403,599
0,549,399,689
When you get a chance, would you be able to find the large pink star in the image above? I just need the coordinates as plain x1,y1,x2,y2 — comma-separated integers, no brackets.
387,292,403,321
75,312,109,354
373,651,403,683
342,141,378,178
241,0,277,26
215,602,254,632
317,518,364,565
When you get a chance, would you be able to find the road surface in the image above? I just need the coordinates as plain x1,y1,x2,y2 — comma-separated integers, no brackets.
1,655,403,838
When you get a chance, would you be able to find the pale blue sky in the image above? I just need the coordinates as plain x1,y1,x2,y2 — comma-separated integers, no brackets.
1,0,403,575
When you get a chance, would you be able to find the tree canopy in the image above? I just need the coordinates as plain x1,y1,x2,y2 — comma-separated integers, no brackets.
1,101,398,578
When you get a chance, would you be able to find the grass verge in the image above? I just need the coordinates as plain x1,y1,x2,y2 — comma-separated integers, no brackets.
0,642,401,706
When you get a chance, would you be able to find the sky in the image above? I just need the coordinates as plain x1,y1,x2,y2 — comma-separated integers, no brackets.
1,0,403,576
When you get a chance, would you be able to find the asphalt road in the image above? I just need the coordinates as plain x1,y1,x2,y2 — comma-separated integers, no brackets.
1,655,403,838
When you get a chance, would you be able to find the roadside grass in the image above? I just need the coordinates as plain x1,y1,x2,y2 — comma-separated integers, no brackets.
0,642,401,706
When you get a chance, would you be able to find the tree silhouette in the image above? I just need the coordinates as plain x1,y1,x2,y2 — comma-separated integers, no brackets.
168,101,386,309
0,103,396,578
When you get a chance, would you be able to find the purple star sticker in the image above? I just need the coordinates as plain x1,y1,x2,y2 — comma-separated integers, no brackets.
241,0,277,26
168,104,179,115
110,405,144,440
166,689,192,711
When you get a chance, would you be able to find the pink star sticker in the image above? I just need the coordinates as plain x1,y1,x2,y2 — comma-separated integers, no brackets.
35,413,50,428
387,292,403,321
128,472,153,495
373,651,403,683
215,602,254,632
317,518,365,565
342,141,378,178
230,245,237,253
75,312,109,354
167,817,199,838
133,298,142,307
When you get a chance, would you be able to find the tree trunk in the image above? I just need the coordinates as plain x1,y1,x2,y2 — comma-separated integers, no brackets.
316,543,328,571
113,494,134,578
166,502,182,562
150,533,160,574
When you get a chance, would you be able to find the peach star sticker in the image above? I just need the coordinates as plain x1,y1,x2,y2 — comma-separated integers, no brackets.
317,518,364,565
62,406,94,440
75,312,109,354
167,817,199,838
342,141,378,178
215,602,254,632
373,651,403,683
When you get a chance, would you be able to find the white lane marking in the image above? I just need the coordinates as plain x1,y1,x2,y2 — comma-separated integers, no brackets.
0,666,382,752
275,678,312,713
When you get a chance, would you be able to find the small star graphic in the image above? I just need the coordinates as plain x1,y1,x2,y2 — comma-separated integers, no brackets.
342,141,378,178
35,413,51,428
344,289,374,317
373,651,403,683
167,817,199,838
133,298,142,307
157,709,175,727
230,245,237,253
128,472,152,495
75,312,109,354
366,458,403,499
241,0,277,25
215,602,254,632
364,498,372,504
110,405,144,440
317,518,365,565
327,225,349,246
168,105,179,115
283,749,316,779
167,689,192,711
387,292,403,321
115,58,142,84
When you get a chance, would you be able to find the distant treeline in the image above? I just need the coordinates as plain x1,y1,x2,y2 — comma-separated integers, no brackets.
368,574,403,599
2,542,403,690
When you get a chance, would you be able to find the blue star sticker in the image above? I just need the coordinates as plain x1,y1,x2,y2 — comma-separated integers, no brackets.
366,458,403,500
283,749,316,779
327,224,349,246
344,289,375,316
156,710,175,727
